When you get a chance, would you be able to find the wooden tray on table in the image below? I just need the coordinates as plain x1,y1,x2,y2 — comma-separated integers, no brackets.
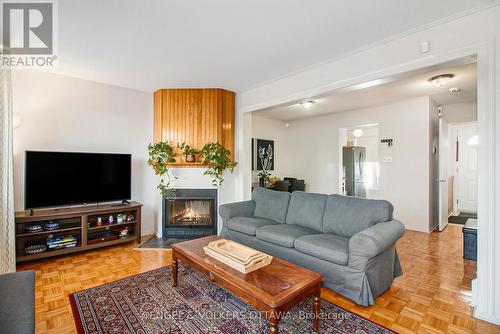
203,239,272,274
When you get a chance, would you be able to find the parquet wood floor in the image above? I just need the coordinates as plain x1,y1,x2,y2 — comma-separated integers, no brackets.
17,225,500,334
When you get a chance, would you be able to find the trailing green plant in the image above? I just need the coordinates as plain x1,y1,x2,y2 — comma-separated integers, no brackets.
177,142,199,156
147,142,177,198
200,141,234,186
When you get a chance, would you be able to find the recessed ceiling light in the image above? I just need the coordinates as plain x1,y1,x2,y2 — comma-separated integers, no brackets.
428,74,455,87
449,87,463,94
300,100,315,109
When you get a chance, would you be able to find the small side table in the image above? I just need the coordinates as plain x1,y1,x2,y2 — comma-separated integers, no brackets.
463,218,477,261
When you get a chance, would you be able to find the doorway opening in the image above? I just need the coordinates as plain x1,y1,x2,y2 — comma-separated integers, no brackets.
339,124,380,198
437,106,478,232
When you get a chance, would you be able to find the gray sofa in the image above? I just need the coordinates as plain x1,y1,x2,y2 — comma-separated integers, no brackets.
220,188,405,306
0,270,35,334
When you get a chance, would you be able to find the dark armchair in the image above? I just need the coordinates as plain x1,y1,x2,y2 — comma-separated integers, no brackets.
284,177,305,192
273,180,290,192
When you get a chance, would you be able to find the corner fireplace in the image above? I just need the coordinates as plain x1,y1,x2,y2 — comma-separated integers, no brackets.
162,189,217,238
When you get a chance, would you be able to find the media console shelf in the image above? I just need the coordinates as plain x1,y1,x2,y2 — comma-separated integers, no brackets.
15,202,142,263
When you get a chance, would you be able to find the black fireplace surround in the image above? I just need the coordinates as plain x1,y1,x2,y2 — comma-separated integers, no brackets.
162,189,217,238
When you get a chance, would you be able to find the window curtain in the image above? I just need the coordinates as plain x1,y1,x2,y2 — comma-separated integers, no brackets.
0,66,15,274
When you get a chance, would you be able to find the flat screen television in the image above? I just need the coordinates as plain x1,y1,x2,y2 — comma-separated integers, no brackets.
25,151,131,209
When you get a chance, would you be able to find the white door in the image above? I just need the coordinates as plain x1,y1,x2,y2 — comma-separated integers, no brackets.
457,124,478,213
438,118,449,231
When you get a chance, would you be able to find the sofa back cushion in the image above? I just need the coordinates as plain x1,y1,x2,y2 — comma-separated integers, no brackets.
252,188,290,224
323,194,393,237
285,191,327,232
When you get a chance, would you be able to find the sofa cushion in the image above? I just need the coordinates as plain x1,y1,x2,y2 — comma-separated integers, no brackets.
285,191,327,232
227,217,279,236
256,224,317,248
294,234,350,265
323,194,394,237
252,188,290,224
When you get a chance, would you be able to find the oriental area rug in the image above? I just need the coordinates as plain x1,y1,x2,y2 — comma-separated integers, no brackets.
69,264,394,334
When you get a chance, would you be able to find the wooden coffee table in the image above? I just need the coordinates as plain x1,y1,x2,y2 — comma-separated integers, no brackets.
172,236,323,333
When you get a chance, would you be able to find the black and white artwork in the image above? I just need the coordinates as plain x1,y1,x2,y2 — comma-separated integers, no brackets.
252,138,274,171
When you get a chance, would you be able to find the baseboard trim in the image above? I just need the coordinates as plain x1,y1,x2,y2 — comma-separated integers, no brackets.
473,310,500,326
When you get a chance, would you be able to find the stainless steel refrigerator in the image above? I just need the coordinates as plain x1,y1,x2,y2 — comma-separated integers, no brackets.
343,146,366,197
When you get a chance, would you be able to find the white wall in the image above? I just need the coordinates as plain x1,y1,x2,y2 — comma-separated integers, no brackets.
251,114,288,181
442,101,477,123
276,97,434,233
12,71,157,235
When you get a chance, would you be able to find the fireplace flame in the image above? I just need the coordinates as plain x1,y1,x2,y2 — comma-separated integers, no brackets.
172,202,211,225
182,207,200,220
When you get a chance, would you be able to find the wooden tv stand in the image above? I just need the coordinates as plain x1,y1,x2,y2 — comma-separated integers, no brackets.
15,202,142,263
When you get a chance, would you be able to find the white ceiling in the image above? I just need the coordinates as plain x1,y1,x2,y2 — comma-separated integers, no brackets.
49,0,494,92
254,61,477,121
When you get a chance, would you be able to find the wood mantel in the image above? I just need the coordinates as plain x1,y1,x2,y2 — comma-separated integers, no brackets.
153,89,235,166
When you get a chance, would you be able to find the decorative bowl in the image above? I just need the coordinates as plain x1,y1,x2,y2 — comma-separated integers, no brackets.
25,244,47,254
43,222,60,230
26,225,42,233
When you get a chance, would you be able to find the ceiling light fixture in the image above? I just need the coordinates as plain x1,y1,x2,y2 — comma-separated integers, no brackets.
428,74,455,87
353,128,363,138
300,100,315,109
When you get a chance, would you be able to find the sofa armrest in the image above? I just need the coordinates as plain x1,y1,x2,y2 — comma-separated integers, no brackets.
0,270,35,334
348,220,405,268
219,200,256,226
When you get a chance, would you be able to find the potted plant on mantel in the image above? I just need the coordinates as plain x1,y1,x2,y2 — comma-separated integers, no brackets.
147,141,177,199
177,142,199,163
200,141,235,186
